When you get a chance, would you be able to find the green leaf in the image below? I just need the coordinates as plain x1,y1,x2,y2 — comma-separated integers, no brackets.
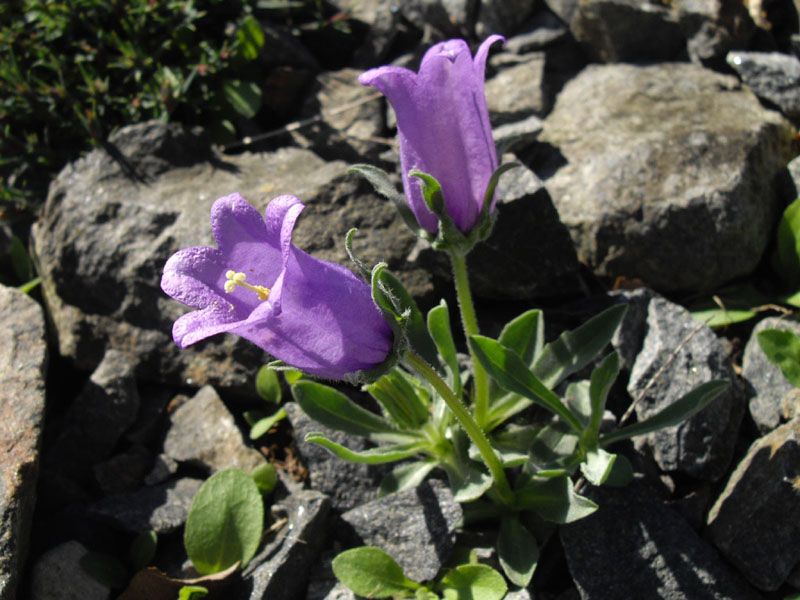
415,589,439,600
128,530,157,572
178,585,209,600
409,169,445,215
469,335,583,432
332,547,419,598
18,276,41,294
587,352,620,441
283,369,303,384
428,301,462,397
222,79,262,119
349,164,422,235
251,462,277,495
497,516,538,587
443,460,493,503
603,453,634,487
757,328,800,387
249,407,287,440
514,475,597,523
9,235,34,281
498,309,544,368
292,380,395,437
564,381,591,427
235,15,265,61
533,304,627,389
255,366,282,404
773,197,800,287
440,564,507,600
481,162,521,213
80,551,129,589
529,420,580,470
379,460,438,497
688,283,767,329
184,469,264,574
305,433,426,464
580,448,617,486
600,380,729,447
366,369,429,429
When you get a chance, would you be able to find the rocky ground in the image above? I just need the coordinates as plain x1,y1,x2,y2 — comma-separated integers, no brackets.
3,0,800,598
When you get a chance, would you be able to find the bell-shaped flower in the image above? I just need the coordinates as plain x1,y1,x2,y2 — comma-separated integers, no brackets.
161,193,394,381
359,35,504,235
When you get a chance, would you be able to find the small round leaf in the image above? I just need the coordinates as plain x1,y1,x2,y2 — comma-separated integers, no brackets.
332,547,418,598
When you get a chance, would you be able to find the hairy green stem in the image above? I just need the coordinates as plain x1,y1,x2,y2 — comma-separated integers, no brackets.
406,351,514,506
449,251,490,427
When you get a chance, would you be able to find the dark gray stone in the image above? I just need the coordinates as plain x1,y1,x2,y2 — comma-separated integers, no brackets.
413,159,582,300
741,316,800,432
143,453,178,486
93,445,153,495
494,115,544,154
238,489,330,600
728,51,800,122
545,0,579,25
539,63,794,292
337,0,404,66
400,0,476,37
163,385,264,474
561,483,762,599
339,480,462,582
707,417,800,591
284,402,382,512
505,12,570,54
569,0,685,62
676,0,755,66
48,349,140,480
30,541,110,600
609,287,657,371
476,0,538,37
0,286,47,600
32,122,430,394
627,297,745,480
87,477,201,534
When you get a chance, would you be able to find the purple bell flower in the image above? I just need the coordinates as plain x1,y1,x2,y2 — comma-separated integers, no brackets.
359,35,504,235
161,193,394,380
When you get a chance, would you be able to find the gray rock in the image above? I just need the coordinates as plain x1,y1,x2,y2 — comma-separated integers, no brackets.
789,155,800,193
143,453,179,486
707,417,800,591
163,385,264,474
676,0,755,66
87,477,201,534
476,0,538,37
290,68,386,162
0,286,47,600
494,115,544,154
545,0,579,24
741,316,800,432
505,12,570,54
339,480,462,582
627,297,745,480
560,483,762,600
338,0,403,66
305,551,354,600
48,349,139,480
93,445,153,495
539,63,794,292
238,489,330,600
400,0,476,37
486,53,549,124
609,288,657,371
413,159,582,300
285,402,382,512
30,541,110,600
31,121,431,394
569,0,685,62
728,51,800,122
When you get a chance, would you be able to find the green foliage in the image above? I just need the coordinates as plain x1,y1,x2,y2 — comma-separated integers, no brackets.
251,462,278,495
774,198,800,287
255,366,282,404
757,328,800,387
178,586,209,599
184,469,264,575
332,546,507,600
497,516,538,587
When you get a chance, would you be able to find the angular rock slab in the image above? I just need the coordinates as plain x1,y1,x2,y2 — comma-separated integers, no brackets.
237,489,330,600
627,297,745,480
0,286,47,600
538,62,794,293
741,316,800,433
707,418,800,591
339,480,462,582
560,484,762,600
728,51,800,122
284,402,382,512
87,477,202,534
30,541,110,600
31,121,428,394
163,385,264,474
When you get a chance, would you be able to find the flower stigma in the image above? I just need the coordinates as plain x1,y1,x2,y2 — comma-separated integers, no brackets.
224,270,270,301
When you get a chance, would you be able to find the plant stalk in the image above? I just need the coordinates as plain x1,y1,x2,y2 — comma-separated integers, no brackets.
449,251,490,428
406,351,514,506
